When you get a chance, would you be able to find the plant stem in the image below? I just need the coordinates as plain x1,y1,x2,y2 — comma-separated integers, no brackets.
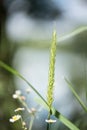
29,116,34,130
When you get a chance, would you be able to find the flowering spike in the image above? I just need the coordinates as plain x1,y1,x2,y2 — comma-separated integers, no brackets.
47,30,57,108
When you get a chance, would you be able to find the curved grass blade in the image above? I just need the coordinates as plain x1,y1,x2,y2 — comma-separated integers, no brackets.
0,61,48,106
51,107,80,130
59,26,87,43
65,78,87,112
0,61,80,130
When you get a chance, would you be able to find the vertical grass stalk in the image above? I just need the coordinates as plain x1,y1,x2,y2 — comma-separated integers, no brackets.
47,30,57,109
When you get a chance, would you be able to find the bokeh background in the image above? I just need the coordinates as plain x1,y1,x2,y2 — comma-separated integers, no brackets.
0,0,87,130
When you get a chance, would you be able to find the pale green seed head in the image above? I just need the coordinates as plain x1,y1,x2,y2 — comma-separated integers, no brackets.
47,30,57,108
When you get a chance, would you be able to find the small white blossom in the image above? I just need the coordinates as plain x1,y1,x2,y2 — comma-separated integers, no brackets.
14,107,25,112
9,115,21,123
12,94,18,99
15,90,21,95
22,121,26,126
45,119,56,123
12,90,21,99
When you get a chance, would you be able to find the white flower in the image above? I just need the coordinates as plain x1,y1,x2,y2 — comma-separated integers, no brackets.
9,115,21,123
12,94,18,99
22,121,26,126
12,90,21,99
15,90,21,95
45,119,56,123
14,107,25,112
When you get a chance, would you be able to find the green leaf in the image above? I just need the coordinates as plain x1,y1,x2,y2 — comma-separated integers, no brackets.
65,78,87,113
51,107,80,130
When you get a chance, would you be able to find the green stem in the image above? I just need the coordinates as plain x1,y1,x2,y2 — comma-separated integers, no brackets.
18,97,31,113
47,112,51,130
29,116,34,130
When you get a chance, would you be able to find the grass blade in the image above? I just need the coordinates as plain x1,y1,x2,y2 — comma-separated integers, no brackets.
0,60,48,106
51,107,80,130
65,78,87,112
59,26,87,43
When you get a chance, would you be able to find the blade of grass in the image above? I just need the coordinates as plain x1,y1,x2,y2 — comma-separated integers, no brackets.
59,26,87,43
65,78,87,112
0,61,48,106
51,107,80,130
0,61,80,130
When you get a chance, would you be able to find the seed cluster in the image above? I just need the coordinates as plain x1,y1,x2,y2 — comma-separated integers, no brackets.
47,30,57,108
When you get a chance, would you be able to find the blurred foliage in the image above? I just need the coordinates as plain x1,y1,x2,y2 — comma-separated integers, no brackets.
0,27,21,130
